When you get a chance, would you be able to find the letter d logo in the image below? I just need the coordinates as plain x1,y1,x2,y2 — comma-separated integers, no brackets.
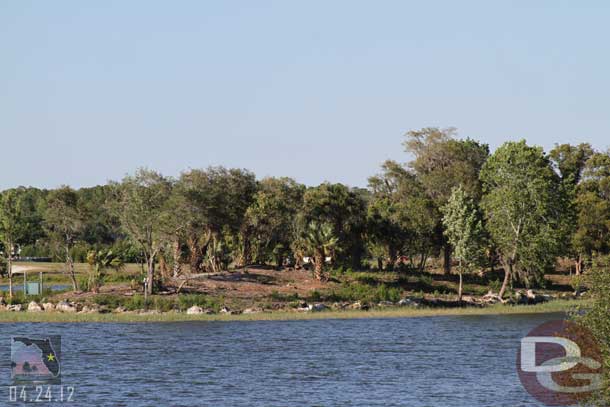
517,320,603,406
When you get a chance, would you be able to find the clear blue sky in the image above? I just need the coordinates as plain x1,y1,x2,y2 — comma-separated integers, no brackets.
2,1,610,189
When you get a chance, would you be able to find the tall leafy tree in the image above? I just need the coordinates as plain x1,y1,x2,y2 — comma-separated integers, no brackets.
441,186,486,301
0,188,38,298
44,186,83,291
404,127,489,273
367,160,438,271
174,167,256,273
572,151,610,272
299,183,367,269
480,140,563,298
549,143,595,274
115,169,172,295
243,177,305,267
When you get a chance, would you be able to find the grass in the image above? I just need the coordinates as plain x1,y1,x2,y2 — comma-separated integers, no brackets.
0,299,588,323
87,293,222,312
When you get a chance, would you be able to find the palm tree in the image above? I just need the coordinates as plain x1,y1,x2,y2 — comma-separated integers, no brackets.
86,249,124,293
302,222,338,281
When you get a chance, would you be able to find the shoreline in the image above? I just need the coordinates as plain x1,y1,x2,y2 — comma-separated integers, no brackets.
0,299,585,323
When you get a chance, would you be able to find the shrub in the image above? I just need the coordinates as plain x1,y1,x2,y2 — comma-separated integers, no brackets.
269,291,299,302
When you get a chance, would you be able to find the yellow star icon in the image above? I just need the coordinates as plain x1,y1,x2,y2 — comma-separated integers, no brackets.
47,353,55,362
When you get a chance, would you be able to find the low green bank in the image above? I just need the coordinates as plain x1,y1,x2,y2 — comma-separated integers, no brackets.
0,299,586,323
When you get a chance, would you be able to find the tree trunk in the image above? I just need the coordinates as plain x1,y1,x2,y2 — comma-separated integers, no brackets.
457,258,463,302
458,271,463,302
313,250,326,281
443,242,452,275
66,250,78,292
498,262,512,299
146,256,155,295
7,255,12,300
172,239,182,277
575,254,583,276
377,257,383,271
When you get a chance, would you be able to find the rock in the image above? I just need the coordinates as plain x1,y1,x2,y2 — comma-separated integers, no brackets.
481,291,506,304
7,304,22,312
242,308,261,314
526,289,536,301
331,302,349,310
186,306,204,315
514,290,528,304
56,301,77,313
219,306,232,314
27,301,43,312
308,303,328,312
349,301,369,310
80,305,99,314
112,306,127,313
377,301,395,307
398,298,420,307
42,303,55,311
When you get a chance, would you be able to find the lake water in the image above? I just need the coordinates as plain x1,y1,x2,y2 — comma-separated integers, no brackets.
1,313,563,406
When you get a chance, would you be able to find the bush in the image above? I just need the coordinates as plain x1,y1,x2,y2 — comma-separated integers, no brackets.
269,290,299,302
577,255,610,405
488,278,502,293
308,290,322,302
326,282,401,303
176,294,220,312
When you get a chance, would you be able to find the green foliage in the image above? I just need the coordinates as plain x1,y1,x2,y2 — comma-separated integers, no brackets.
577,255,610,405
297,221,338,280
85,249,124,293
171,167,257,272
269,290,299,302
326,282,401,303
441,185,487,299
480,140,564,291
403,127,489,203
89,293,221,312
299,183,367,269
367,161,440,271
244,177,305,266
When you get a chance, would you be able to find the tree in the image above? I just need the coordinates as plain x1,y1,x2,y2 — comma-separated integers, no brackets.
0,189,37,298
173,167,256,273
115,169,172,295
403,127,489,274
85,249,124,293
578,255,610,406
243,177,305,267
441,186,486,301
571,151,610,273
299,183,367,269
298,221,338,281
549,143,595,274
44,186,83,291
367,160,438,271
480,140,563,298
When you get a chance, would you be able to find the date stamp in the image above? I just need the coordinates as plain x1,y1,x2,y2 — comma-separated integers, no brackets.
9,335,76,403
8,385,75,403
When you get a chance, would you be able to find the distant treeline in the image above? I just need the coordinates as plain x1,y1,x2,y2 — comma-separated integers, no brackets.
0,127,608,296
